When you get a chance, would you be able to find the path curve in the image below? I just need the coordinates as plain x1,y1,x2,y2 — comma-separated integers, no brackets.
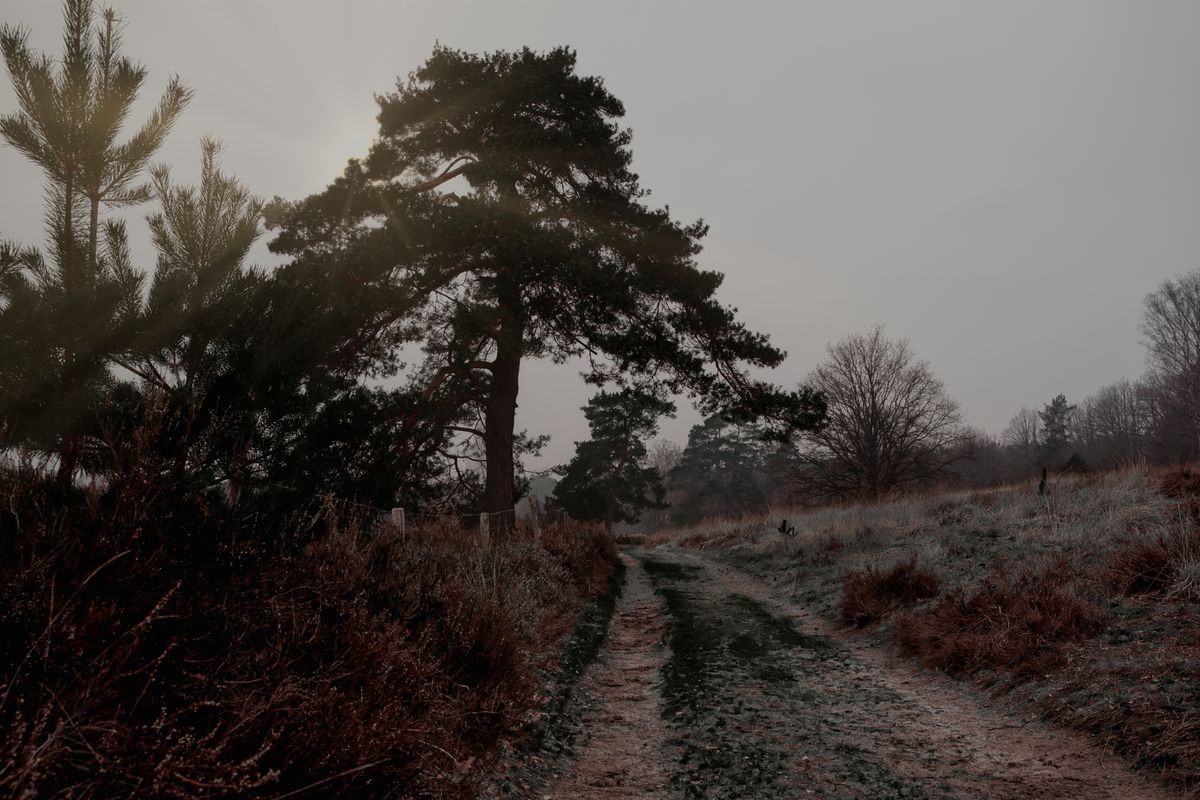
689,549,1182,800
541,547,1182,799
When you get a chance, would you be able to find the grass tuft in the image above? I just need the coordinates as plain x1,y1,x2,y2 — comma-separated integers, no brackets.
1105,523,1200,600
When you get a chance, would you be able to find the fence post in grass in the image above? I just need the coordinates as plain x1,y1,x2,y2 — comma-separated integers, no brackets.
390,508,405,535
479,512,489,546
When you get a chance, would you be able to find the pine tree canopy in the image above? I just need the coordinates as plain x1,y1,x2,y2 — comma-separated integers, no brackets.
0,0,189,482
269,45,825,527
553,388,674,530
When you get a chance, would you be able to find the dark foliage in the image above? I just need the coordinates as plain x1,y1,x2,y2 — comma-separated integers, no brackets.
667,415,774,525
1039,394,1077,468
0,470,615,798
0,1,189,484
269,45,824,525
553,389,674,532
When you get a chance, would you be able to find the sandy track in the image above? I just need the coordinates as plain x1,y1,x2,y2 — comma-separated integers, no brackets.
539,546,1184,799
547,553,674,799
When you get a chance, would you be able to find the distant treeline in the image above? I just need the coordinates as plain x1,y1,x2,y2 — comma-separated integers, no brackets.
623,278,1200,528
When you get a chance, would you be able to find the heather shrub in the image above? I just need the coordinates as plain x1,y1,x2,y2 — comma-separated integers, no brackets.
539,520,618,598
0,473,615,799
892,563,1107,678
840,559,941,627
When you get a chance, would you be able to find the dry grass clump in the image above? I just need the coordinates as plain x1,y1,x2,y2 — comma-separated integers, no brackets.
840,559,941,627
892,562,1107,678
1102,465,1200,600
1036,602,1200,792
642,514,771,550
1105,522,1200,600
1156,465,1200,500
0,475,615,799
1144,708,1200,788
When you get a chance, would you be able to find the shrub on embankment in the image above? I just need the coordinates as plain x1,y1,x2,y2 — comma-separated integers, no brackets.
839,559,940,627
891,561,1107,677
0,471,614,799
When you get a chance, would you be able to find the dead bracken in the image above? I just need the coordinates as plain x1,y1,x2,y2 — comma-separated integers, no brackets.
840,559,942,627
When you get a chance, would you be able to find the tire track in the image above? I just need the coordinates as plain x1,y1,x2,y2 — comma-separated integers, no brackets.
548,553,673,799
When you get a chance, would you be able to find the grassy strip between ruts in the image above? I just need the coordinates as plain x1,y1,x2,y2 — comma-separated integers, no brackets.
641,554,952,800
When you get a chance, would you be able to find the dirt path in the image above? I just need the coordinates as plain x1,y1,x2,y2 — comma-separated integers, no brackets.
548,553,674,798
681,549,1182,800
544,546,1183,800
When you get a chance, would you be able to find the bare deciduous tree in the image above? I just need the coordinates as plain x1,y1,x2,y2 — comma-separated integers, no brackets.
1141,271,1200,457
1001,407,1041,475
1142,272,1200,379
1075,379,1149,467
800,326,964,498
643,438,683,530
647,438,682,480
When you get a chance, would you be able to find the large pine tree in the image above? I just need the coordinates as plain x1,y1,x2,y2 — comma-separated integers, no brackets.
271,46,824,533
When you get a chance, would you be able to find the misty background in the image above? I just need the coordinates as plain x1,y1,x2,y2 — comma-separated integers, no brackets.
3,0,1199,470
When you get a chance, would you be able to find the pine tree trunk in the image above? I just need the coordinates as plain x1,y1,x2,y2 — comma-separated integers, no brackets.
56,173,79,488
57,434,79,487
87,193,100,276
483,305,522,540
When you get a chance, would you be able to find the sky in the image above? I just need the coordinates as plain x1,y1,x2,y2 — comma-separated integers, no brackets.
3,1,1200,471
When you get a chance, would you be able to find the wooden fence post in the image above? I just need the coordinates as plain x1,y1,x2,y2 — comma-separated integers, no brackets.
390,508,405,534
479,512,489,546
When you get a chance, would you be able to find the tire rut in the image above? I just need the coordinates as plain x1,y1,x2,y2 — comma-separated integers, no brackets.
548,553,674,799
641,552,951,799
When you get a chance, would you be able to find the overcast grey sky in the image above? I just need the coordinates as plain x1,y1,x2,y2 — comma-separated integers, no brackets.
3,1,1200,469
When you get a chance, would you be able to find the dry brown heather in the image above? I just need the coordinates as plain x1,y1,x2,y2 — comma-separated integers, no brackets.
649,466,1200,792
0,480,616,800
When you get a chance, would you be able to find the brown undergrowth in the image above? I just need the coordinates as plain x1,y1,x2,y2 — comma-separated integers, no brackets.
1105,523,1200,599
840,559,940,627
892,561,1107,677
0,471,615,799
